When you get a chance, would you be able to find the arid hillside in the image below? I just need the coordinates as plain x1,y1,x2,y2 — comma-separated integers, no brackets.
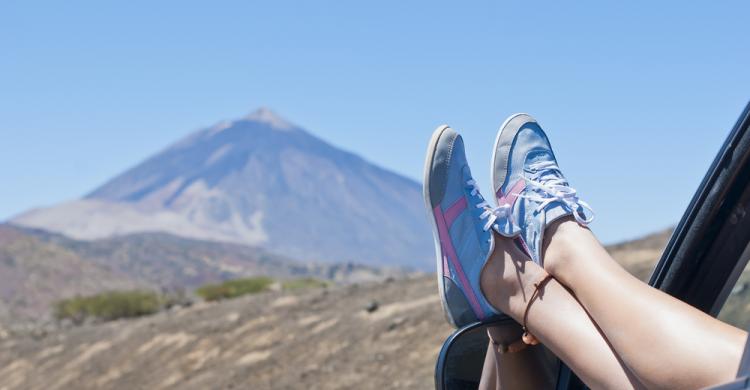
0,225,143,324
606,228,673,281
0,230,672,390
0,276,451,390
0,224,407,325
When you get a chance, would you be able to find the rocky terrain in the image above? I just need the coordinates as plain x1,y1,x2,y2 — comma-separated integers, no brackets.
0,230,673,390
12,108,432,269
0,276,451,390
0,225,142,324
0,224,408,325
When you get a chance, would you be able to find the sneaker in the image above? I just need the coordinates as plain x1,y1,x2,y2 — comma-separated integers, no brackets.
491,114,594,265
424,125,513,327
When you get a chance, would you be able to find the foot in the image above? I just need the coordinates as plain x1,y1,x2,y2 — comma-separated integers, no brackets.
423,125,513,327
479,234,548,321
491,113,594,266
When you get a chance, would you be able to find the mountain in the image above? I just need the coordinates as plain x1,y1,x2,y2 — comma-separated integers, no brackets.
0,224,409,324
12,108,432,269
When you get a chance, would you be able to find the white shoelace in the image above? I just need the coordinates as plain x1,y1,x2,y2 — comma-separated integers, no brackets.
518,160,594,225
466,179,512,234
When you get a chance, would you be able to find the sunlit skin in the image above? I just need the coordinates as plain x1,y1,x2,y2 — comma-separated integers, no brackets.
480,232,643,389
479,218,747,389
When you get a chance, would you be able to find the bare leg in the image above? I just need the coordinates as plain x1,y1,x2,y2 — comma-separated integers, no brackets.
479,324,558,390
544,219,747,389
478,344,499,390
481,233,644,389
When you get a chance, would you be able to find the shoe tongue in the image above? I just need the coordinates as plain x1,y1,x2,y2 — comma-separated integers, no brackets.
525,149,553,165
523,149,572,227
525,150,565,183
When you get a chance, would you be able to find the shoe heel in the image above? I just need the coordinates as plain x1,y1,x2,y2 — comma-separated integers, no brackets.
443,276,478,326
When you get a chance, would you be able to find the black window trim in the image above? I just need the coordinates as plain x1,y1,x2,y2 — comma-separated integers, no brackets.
650,101,750,315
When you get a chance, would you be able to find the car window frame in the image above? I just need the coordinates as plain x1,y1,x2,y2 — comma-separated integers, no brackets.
650,101,750,313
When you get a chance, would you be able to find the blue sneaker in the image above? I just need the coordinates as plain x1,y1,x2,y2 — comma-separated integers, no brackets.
491,114,594,266
424,125,514,327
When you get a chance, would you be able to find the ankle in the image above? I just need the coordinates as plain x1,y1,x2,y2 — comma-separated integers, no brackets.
507,263,550,321
542,218,581,275
481,236,548,321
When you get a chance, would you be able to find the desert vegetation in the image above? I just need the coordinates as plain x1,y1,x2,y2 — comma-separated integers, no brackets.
50,276,331,325
54,290,162,324
281,277,330,291
195,276,275,301
195,276,330,302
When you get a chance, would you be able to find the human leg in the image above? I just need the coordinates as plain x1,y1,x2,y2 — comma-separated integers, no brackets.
544,219,747,389
481,235,644,389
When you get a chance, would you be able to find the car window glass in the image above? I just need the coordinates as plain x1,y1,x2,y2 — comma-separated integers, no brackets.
718,263,750,329
607,229,671,283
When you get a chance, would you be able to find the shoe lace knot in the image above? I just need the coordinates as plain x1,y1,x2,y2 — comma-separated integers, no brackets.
521,160,594,225
465,179,511,234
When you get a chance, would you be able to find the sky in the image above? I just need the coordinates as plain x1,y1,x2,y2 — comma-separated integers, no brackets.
1,1,749,244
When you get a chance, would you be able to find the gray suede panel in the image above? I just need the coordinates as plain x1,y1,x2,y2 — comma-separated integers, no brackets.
493,114,537,191
428,127,458,207
504,123,555,197
440,136,469,209
443,276,477,325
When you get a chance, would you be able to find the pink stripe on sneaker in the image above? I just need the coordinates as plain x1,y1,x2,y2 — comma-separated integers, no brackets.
497,180,526,208
443,197,467,228
498,181,533,259
433,204,485,319
516,237,532,258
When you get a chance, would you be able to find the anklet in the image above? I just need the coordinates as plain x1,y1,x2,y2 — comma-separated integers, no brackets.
521,273,554,345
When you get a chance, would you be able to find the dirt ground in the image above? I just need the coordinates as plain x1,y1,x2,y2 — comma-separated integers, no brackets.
0,276,453,390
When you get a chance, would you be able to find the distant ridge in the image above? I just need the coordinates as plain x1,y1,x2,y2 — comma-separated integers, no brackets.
13,108,432,269
0,224,412,324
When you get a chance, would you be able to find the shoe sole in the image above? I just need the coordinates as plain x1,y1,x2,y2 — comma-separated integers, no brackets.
490,113,534,198
423,124,460,328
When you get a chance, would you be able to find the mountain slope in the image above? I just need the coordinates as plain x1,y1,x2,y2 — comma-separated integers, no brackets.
0,225,142,323
13,108,432,269
606,227,673,281
0,224,409,323
0,276,452,390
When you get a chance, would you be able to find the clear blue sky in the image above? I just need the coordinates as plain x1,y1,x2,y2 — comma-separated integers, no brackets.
1,1,749,244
